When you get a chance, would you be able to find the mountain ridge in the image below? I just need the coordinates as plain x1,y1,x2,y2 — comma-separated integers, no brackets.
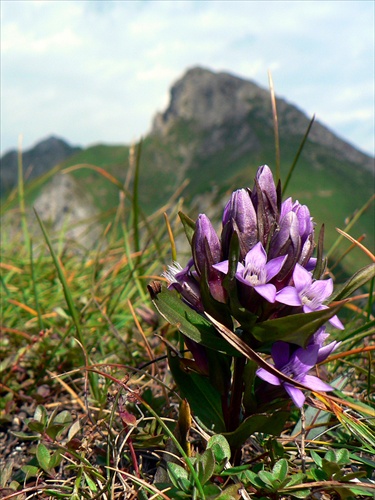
1,66,373,265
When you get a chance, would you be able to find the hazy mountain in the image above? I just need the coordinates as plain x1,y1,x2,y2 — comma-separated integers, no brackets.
2,67,374,262
0,135,81,195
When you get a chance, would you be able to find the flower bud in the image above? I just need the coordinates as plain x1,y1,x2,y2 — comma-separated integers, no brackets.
268,211,301,281
192,214,226,303
251,165,279,245
222,188,258,260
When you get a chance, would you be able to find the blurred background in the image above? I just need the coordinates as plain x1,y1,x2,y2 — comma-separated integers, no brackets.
1,0,374,156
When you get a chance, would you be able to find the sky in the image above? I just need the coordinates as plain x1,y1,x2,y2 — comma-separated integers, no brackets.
1,0,374,157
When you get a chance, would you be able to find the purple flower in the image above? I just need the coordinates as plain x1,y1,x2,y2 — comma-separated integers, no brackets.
268,211,301,280
256,341,334,407
250,165,279,246
193,214,222,274
222,188,258,260
192,214,226,303
275,263,344,330
164,260,203,311
308,327,341,363
213,242,286,303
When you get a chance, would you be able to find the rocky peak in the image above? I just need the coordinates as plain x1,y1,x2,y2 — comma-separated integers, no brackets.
152,66,270,135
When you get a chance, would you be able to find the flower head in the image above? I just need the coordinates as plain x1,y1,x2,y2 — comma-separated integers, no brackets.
213,242,286,303
256,340,335,407
275,263,344,329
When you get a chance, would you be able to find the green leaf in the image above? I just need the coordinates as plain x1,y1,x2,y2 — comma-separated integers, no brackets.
272,459,288,482
83,471,98,492
34,405,48,425
27,420,46,434
36,443,51,472
21,465,39,480
250,303,344,347
10,431,39,441
310,450,322,467
330,263,375,301
288,489,310,498
202,483,222,496
207,435,231,464
334,448,350,465
223,411,289,449
167,462,191,493
178,211,195,246
151,286,239,356
284,472,306,487
197,448,215,485
45,424,67,440
258,470,277,489
54,410,73,425
168,350,226,433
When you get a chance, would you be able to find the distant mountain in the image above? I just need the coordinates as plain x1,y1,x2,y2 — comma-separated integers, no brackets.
0,135,82,195
2,67,374,265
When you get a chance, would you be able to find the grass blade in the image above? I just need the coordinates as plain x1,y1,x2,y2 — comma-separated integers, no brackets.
33,208,100,400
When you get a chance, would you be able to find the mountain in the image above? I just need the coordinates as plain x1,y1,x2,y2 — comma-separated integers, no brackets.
0,135,82,195
2,67,374,265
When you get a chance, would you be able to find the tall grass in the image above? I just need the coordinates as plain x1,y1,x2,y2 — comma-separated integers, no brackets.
0,137,374,500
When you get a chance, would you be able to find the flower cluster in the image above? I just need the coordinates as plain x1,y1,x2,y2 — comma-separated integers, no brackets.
165,165,343,407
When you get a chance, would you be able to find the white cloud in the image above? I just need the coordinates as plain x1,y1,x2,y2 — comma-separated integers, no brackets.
1,0,374,156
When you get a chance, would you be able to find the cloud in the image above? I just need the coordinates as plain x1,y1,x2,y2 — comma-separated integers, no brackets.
1,0,374,156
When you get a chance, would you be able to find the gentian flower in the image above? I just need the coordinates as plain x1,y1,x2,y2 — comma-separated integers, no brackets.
308,327,341,362
213,242,286,303
275,263,344,329
256,340,335,407
164,260,203,311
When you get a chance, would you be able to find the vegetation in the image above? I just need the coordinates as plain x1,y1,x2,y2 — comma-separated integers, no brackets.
1,124,374,500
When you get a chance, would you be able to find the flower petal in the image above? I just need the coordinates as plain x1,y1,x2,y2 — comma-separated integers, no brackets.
265,255,287,281
292,345,319,373
284,384,306,407
254,283,277,303
244,242,267,269
275,286,302,306
329,314,345,330
293,263,312,292
256,368,282,386
212,260,230,274
302,374,333,392
317,341,341,363
271,341,290,368
309,278,333,303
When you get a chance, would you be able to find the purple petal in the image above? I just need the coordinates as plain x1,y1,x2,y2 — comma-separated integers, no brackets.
305,258,317,272
309,327,329,347
284,384,306,407
244,241,267,269
256,368,282,386
291,345,319,375
265,255,287,281
275,286,302,306
271,341,290,368
309,278,333,303
302,374,333,392
329,314,345,330
254,283,277,303
317,341,341,363
212,260,230,274
293,263,312,292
